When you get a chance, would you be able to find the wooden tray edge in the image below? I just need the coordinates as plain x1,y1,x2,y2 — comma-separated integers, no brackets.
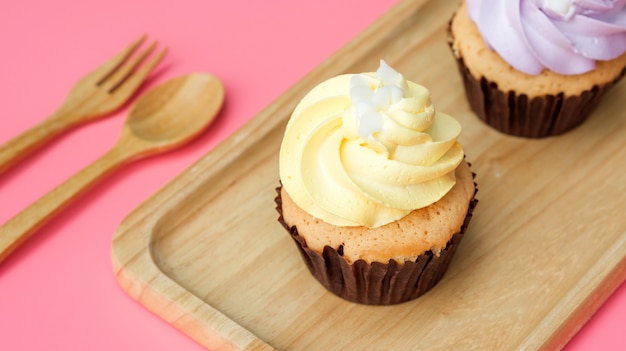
535,239,626,350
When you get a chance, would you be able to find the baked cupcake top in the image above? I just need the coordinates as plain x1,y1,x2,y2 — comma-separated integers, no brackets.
279,61,464,228
467,0,626,75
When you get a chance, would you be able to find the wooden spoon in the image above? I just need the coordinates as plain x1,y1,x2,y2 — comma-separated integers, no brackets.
0,73,225,263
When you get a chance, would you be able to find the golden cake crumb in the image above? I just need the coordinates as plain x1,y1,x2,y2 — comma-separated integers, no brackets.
281,161,475,264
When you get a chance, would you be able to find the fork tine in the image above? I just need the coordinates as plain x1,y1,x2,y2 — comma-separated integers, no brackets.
95,35,147,85
110,47,168,95
102,41,158,92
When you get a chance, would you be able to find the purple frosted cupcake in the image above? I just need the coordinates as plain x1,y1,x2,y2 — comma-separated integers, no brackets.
448,0,626,138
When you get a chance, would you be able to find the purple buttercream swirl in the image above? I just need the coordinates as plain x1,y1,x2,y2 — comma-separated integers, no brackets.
467,0,626,75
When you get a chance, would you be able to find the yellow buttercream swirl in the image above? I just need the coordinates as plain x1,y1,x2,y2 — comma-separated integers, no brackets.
279,60,464,228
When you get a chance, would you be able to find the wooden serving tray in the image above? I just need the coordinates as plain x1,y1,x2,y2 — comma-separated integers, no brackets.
111,0,626,349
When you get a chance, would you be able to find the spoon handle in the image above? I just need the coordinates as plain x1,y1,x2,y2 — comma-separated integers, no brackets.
0,145,129,263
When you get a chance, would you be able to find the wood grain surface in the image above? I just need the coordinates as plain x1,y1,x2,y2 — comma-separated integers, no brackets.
111,0,626,350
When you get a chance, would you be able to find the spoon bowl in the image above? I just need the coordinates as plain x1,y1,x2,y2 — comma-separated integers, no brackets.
125,73,224,148
0,73,225,264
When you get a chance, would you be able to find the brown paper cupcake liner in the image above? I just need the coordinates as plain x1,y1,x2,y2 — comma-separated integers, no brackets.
274,177,478,305
446,20,626,138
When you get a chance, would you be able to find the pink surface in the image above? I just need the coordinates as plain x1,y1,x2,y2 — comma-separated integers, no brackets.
0,0,624,350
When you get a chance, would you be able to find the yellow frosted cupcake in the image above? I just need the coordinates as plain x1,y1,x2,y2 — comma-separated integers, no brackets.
275,60,478,305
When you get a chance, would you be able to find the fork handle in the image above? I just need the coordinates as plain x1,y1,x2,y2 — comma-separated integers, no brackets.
0,144,129,263
0,110,77,176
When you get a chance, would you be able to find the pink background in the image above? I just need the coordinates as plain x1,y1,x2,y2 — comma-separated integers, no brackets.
1,0,625,350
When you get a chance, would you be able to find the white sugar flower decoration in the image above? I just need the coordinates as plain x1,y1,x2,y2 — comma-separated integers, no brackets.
537,0,576,19
349,60,407,138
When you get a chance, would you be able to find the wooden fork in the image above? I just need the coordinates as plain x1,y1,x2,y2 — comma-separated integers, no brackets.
0,35,167,175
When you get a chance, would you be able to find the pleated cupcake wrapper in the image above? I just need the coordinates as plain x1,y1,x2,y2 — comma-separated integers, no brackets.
454,58,623,138
275,182,478,305
446,19,626,138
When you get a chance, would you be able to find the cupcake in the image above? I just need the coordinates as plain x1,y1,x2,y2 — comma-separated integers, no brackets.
275,60,478,305
448,0,626,138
